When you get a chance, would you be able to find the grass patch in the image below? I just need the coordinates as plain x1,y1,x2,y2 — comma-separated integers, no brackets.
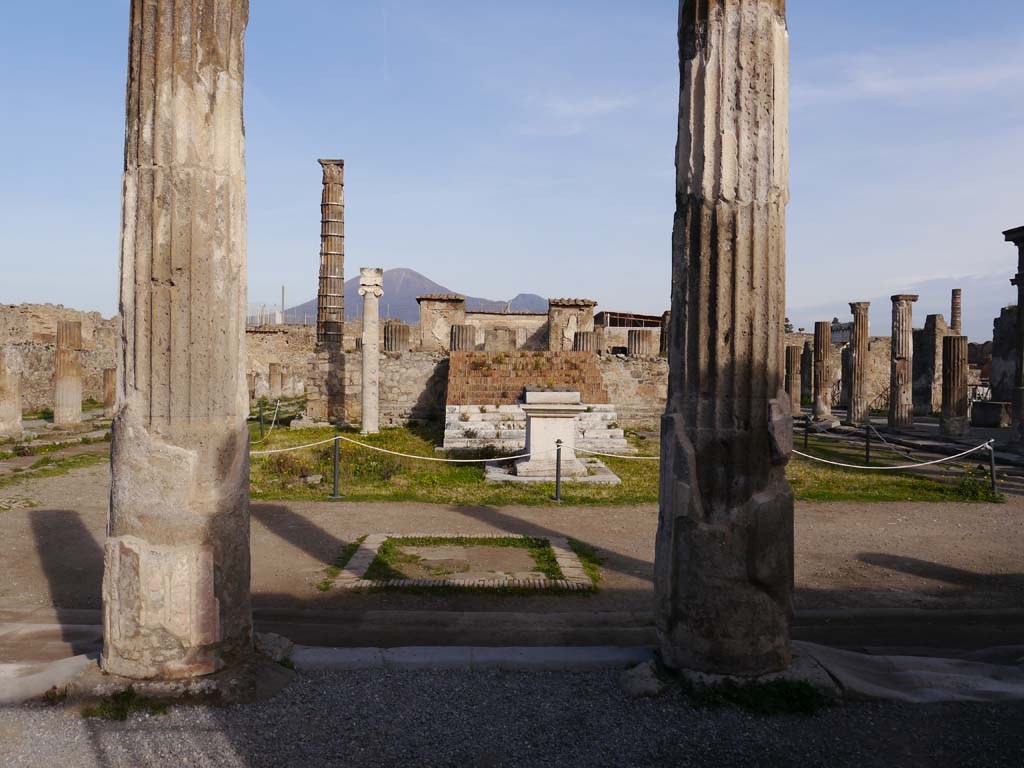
43,686,67,706
568,538,603,586
81,688,168,720
316,535,367,592
22,407,53,421
0,452,108,490
685,678,830,716
363,535,562,582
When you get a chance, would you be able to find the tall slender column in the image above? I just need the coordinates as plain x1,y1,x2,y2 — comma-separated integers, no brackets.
941,335,969,437
848,302,870,425
54,321,83,427
103,368,116,418
656,0,793,675
0,348,22,439
812,322,831,419
888,295,918,429
359,268,384,435
950,289,962,336
1004,227,1024,440
103,0,252,680
785,346,801,412
317,160,345,344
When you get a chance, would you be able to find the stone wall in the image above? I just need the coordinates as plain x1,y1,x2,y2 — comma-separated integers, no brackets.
339,350,449,427
446,351,611,406
443,403,629,453
462,313,548,350
913,315,952,416
600,327,664,355
595,355,668,427
990,306,1015,402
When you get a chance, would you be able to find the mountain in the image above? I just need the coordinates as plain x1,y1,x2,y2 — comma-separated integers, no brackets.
285,268,548,324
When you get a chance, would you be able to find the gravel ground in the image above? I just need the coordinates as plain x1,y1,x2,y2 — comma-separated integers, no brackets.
1,670,1023,768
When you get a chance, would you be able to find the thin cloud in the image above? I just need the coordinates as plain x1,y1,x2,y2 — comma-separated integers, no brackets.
518,91,637,137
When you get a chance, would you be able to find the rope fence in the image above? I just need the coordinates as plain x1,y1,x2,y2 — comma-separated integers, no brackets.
250,400,281,445
792,440,994,471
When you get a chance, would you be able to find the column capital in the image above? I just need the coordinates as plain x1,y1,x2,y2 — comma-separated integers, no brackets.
1003,225,1024,247
890,294,919,304
318,159,345,183
849,301,870,314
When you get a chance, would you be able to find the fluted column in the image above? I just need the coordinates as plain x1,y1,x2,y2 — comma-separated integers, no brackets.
848,302,870,425
103,368,116,418
950,289,962,336
573,331,596,352
53,321,82,427
785,346,801,412
940,335,969,437
103,0,252,680
317,160,345,345
383,321,411,353
450,324,475,352
627,329,656,357
0,348,22,439
656,0,793,675
359,268,384,435
812,321,831,419
888,294,918,429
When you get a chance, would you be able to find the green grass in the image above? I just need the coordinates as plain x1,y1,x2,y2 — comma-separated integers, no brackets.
569,538,603,586
247,425,1002,506
363,535,562,582
316,535,367,592
0,433,111,461
0,452,108,490
81,688,168,720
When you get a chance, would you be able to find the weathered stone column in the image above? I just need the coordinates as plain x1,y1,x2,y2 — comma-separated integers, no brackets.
627,329,656,357
359,267,384,435
785,346,801,412
246,373,255,403
317,160,345,345
659,311,671,356
847,302,870,425
656,0,793,675
268,363,282,400
103,368,116,418
812,322,831,419
800,341,813,404
450,324,475,352
888,294,918,429
383,320,411,353
103,0,252,680
1004,226,1024,440
941,335,969,437
0,348,22,439
573,331,596,352
54,321,83,427
950,289,962,336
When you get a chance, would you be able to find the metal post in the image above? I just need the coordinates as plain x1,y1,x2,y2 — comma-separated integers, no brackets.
803,415,811,451
330,436,342,500
554,439,563,503
259,401,265,439
989,442,997,495
865,424,871,466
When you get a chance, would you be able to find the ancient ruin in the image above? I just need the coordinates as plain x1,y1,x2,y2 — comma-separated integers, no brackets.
268,362,282,399
103,367,116,418
515,390,588,478
951,288,962,336
1005,226,1024,440
813,322,831,420
847,303,870,425
889,295,918,428
0,348,22,439
655,0,793,674
940,335,969,437
53,321,82,427
359,268,384,435
102,0,252,679
785,346,801,412
317,160,345,345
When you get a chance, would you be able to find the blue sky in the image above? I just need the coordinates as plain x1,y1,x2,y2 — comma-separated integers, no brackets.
1,1,1022,340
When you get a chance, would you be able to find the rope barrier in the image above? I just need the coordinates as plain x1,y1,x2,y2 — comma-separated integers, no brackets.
575,447,660,461
793,440,993,470
251,432,533,462
250,400,281,444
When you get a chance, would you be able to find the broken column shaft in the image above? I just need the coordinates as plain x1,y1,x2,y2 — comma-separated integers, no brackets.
103,368,116,418
940,335,969,437
950,289,962,336
0,349,22,439
785,346,801,412
53,321,83,427
359,268,384,435
888,295,918,429
813,321,831,419
102,0,252,680
847,302,870,425
655,0,793,675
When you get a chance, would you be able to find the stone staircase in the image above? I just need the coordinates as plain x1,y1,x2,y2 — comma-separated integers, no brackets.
443,403,630,453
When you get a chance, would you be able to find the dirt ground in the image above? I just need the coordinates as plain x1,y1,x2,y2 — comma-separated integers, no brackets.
1,458,1021,619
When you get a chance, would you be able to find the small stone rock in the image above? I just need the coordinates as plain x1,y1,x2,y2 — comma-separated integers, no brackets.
618,661,668,699
303,474,323,485
255,632,294,664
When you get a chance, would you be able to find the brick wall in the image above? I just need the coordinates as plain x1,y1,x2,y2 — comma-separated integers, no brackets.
446,351,611,406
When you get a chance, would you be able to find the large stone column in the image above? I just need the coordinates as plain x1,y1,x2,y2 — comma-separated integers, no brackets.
950,289,962,336
812,322,831,419
656,0,793,675
847,302,870,425
103,368,116,418
359,268,384,435
888,294,918,429
103,0,252,680
573,331,596,352
0,348,22,439
785,346,801,412
627,329,656,357
383,320,411,353
53,321,83,427
1004,226,1024,440
450,324,475,352
317,160,345,344
941,335,969,437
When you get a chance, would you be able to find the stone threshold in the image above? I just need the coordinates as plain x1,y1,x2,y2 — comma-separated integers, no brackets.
335,533,595,592
484,458,621,485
